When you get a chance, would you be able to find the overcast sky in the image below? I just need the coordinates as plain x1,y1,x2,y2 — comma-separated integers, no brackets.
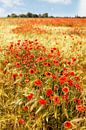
0,0,86,17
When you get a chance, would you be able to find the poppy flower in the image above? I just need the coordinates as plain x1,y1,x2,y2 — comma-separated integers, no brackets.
62,95,69,102
18,118,25,125
29,69,35,74
64,121,72,129
76,105,86,112
53,60,59,66
46,88,53,97
52,74,57,80
34,79,42,87
67,78,74,86
59,75,67,85
12,73,18,79
38,99,47,105
25,78,29,83
69,71,75,76
27,93,33,100
43,62,51,67
22,106,28,111
53,95,60,105
62,86,69,94
73,98,82,105
45,72,52,78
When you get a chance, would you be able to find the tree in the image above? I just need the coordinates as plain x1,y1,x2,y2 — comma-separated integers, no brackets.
42,13,48,18
19,14,27,18
10,13,18,18
26,12,33,18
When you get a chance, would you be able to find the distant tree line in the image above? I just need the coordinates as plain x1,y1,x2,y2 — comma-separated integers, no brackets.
7,12,86,18
7,12,49,18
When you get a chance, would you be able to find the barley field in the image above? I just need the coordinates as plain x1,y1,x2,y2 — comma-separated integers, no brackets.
0,18,86,130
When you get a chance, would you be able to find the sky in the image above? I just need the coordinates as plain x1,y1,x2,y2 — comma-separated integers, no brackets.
0,0,86,17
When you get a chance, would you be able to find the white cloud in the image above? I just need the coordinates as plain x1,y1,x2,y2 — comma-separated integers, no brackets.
78,0,86,16
0,0,23,7
41,0,71,4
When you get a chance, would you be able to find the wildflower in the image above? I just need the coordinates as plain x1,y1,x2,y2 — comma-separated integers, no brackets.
45,71,52,78
63,67,67,71
19,73,23,77
67,78,74,86
62,86,69,94
72,57,76,62
4,60,8,65
53,95,60,105
43,62,51,67
12,73,18,79
14,62,21,68
64,121,72,129
73,98,82,105
69,71,75,76
35,56,46,63
22,106,28,111
62,95,69,102
38,99,47,105
25,78,29,83
59,75,67,85
34,79,42,87
76,105,86,112
53,60,59,66
75,84,81,91
27,93,33,100
46,88,53,97
52,74,57,80
18,118,25,125
74,76,80,81
29,69,35,74
54,85,59,91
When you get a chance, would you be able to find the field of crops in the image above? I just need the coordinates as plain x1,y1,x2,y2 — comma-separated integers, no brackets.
0,18,86,130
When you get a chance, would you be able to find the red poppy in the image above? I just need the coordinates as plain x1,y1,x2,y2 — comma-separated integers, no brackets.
59,75,67,85
34,79,42,87
12,73,18,79
73,98,82,105
74,76,80,81
69,71,75,76
53,95,60,105
62,86,69,94
14,62,21,68
52,74,57,80
75,84,81,91
53,60,59,66
38,99,47,105
4,60,8,65
72,57,76,62
25,78,29,83
43,62,51,67
46,88,53,97
62,95,69,102
67,78,74,86
18,118,25,125
27,93,33,100
19,72,23,77
64,121,72,129
54,85,59,91
22,106,28,111
29,69,35,74
76,105,86,112
45,72,52,78
35,56,46,63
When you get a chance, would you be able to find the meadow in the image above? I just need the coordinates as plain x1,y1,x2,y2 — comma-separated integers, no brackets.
0,18,86,130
